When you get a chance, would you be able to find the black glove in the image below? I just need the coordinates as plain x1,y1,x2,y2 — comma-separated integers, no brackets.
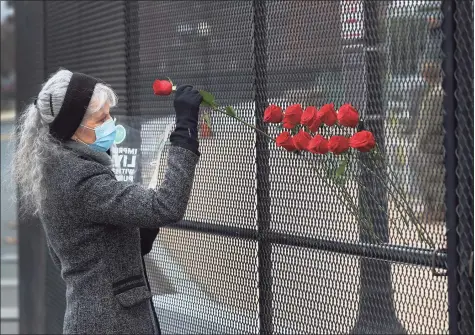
140,228,159,256
170,85,202,155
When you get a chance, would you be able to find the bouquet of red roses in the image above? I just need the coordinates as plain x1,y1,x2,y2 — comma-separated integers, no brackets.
263,102,375,154
153,79,436,248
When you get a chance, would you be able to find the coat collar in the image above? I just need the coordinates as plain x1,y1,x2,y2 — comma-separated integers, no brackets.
63,140,112,167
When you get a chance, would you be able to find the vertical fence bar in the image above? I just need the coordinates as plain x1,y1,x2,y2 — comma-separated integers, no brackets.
351,1,406,334
15,1,47,333
453,0,474,333
441,1,460,334
123,6,161,330
253,0,273,334
124,0,142,184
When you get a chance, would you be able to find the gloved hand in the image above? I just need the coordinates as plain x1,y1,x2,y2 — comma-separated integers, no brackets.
140,228,159,256
170,85,203,155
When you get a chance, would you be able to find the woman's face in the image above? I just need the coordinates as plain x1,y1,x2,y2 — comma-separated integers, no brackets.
73,103,111,144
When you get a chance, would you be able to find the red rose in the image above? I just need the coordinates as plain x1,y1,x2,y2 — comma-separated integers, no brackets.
153,80,173,96
301,106,322,132
276,132,297,151
349,130,376,152
337,104,359,128
301,106,316,127
282,104,303,129
328,136,350,155
263,105,284,123
292,130,312,151
309,109,322,132
308,134,329,154
200,121,212,138
317,103,337,126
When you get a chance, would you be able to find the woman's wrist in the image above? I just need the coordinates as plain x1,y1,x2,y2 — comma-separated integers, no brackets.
169,127,200,156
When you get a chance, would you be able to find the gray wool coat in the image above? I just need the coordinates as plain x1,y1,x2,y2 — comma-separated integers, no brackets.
39,141,199,334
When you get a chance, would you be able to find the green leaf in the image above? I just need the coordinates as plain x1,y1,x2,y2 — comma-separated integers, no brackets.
199,90,217,108
328,157,349,186
201,100,217,108
225,106,237,117
335,158,348,178
203,113,212,128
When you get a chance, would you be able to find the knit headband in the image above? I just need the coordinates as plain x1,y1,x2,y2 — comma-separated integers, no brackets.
49,72,100,141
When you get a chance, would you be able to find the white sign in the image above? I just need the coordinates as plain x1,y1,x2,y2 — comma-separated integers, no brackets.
111,146,138,182
341,0,364,40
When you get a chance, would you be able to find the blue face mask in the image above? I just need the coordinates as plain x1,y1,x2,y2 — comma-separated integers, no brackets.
80,119,117,152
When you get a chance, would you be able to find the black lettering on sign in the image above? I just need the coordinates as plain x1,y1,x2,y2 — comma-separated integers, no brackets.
112,147,138,182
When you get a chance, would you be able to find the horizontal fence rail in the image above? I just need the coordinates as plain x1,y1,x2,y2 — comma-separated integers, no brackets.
173,220,448,269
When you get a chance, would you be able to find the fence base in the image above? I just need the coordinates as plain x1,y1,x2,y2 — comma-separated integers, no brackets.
351,260,406,335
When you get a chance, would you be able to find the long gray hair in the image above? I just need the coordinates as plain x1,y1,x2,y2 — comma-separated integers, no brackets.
12,68,118,215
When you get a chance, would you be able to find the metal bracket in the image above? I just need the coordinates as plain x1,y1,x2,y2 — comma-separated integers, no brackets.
432,248,448,277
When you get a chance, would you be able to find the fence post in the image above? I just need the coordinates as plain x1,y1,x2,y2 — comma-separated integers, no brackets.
124,0,142,184
15,1,48,333
441,1,459,334
351,1,406,334
453,0,474,332
443,0,474,334
253,0,273,334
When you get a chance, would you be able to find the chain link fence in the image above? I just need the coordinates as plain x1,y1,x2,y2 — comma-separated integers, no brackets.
15,1,473,334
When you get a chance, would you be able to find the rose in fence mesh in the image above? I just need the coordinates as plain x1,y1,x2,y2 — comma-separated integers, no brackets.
153,79,436,248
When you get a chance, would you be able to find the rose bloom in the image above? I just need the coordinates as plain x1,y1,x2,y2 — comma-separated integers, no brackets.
337,104,359,128
308,134,329,154
349,130,376,152
200,122,212,138
317,103,337,126
153,80,173,96
276,132,297,151
263,105,284,123
301,106,316,127
292,130,312,151
328,136,350,154
282,104,303,129
302,106,322,132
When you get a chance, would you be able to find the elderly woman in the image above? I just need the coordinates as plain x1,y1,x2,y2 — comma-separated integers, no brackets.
13,69,202,334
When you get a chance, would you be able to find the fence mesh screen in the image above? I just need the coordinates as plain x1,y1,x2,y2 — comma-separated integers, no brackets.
15,0,474,334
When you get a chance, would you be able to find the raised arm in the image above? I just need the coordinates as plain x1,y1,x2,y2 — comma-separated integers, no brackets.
70,85,202,229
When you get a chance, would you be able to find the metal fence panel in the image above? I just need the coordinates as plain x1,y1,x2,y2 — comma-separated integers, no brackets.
44,0,128,114
15,1,47,334
453,1,474,334
15,0,473,334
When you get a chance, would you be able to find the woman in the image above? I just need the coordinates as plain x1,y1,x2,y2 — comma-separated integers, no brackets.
12,69,202,334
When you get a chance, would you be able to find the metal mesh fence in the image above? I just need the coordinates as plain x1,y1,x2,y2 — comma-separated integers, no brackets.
15,0,473,334
453,1,474,334
14,1,47,334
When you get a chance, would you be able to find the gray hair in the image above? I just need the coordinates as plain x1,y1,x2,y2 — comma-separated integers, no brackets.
12,68,118,215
